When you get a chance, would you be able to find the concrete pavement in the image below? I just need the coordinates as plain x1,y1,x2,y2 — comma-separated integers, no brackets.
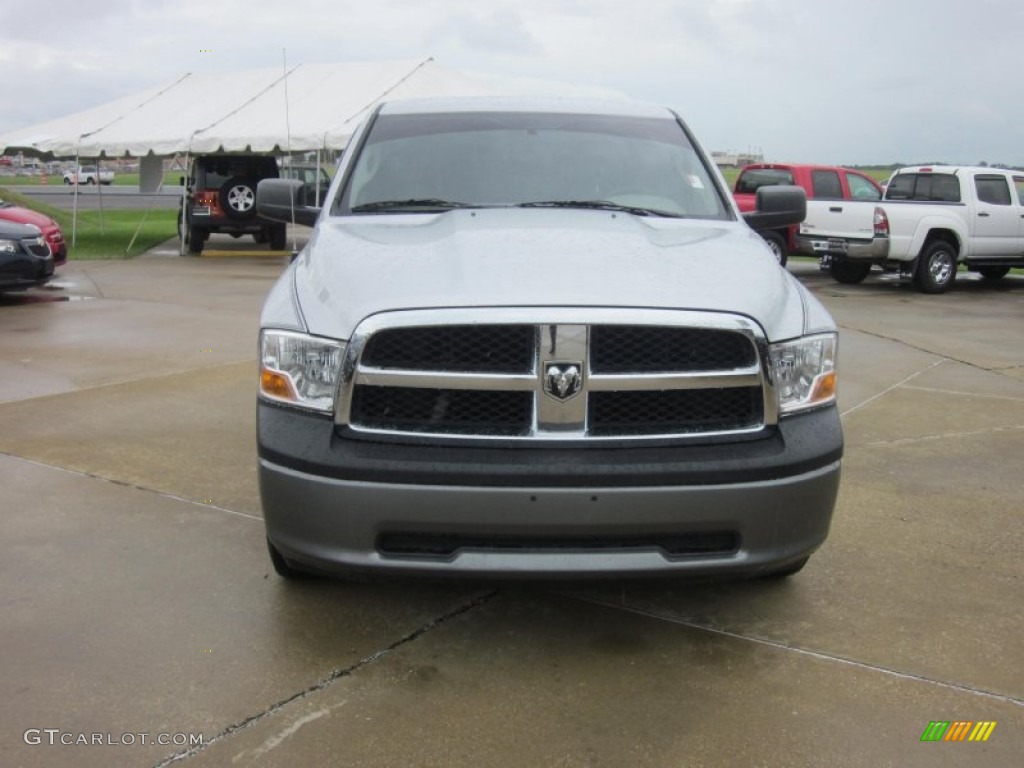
1,255,1021,767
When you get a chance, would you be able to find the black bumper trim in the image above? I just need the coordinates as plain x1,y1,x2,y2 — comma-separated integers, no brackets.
258,401,843,488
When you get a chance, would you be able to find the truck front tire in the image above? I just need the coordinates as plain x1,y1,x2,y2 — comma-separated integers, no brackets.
914,240,957,294
760,231,788,267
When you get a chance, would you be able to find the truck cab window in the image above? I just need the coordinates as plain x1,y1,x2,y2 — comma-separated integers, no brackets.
974,175,1012,206
811,170,842,199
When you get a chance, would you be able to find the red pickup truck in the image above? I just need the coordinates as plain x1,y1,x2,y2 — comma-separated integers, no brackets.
733,163,884,266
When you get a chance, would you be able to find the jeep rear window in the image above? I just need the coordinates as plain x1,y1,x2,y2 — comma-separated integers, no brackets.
339,111,729,220
735,168,794,195
885,173,961,202
197,157,275,189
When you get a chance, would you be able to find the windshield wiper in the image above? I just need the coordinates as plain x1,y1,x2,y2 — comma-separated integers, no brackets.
516,200,681,218
351,198,479,213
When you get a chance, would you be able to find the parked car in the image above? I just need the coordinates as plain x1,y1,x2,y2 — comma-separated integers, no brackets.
811,165,1024,292
733,163,884,266
179,154,286,254
62,165,115,185
254,97,841,581
0,199,67,265
0,219,54,291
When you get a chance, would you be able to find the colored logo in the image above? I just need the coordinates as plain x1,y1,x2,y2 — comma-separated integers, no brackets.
920,721,996,742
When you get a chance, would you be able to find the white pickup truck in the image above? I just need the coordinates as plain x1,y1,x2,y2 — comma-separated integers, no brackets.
62,165,115,185
804,166,1024,293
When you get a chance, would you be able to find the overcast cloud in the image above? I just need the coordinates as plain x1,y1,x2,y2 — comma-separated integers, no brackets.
2,0,1021,165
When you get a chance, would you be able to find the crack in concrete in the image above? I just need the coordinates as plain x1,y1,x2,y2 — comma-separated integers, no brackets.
232,705,336,763
580,597,1024,708
77,267,107,299
151,589,499,767
901,385,1024,403
841,359,945,418
0,357,256,407
0,452,263,522
837,323,1018,378
866,424,1024,447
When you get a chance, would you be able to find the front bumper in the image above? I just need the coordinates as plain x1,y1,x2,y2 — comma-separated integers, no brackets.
258,402,843,578
794,234,889,261
0,248,54,290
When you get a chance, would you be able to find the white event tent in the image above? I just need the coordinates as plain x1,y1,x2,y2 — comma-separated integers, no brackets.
0,57,622,158
0,57,624,251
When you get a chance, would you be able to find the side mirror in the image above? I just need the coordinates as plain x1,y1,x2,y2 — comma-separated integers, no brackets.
257,179,321,227
742,186,806,231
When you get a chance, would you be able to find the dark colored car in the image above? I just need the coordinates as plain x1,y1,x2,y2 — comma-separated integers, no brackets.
0,219,54,291
0,200,67,265
179,154,286,254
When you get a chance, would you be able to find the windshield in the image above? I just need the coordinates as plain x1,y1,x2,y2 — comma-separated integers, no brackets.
338,111,730,220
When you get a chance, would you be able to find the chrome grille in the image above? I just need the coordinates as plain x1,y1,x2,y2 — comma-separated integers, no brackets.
340,309,772,441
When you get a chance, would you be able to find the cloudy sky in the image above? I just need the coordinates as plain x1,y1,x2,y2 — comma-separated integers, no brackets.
2,0,1021,166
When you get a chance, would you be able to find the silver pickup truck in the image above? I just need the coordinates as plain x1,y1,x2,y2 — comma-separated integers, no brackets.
254,97,843,580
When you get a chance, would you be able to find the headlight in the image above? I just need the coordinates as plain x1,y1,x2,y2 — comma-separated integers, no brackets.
0,238,18,253
259,329,345,413
770,333,837,414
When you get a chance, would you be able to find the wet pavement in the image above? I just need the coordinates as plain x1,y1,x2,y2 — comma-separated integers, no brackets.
1,252,1021,767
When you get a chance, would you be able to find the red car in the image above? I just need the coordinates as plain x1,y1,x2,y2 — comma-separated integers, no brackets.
0,199,67,265
733,163,883,266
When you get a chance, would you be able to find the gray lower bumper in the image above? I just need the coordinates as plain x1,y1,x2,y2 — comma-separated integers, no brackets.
794,234,889,261
261,459,841,578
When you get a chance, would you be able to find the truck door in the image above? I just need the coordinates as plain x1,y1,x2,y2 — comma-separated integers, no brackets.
972,174,1018,258
804,170,877,242
1014,176,1024,255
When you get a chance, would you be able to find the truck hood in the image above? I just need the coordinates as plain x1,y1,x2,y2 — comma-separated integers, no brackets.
289,208,809,341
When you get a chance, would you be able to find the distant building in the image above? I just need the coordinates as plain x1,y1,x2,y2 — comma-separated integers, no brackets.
712,150,764,168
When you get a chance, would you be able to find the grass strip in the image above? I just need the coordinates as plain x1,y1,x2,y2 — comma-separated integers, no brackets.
0,186,178,260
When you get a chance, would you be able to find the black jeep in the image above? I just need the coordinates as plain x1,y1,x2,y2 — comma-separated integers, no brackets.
180,154,286,254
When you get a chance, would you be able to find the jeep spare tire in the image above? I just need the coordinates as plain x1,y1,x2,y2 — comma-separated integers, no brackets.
220,177,258,220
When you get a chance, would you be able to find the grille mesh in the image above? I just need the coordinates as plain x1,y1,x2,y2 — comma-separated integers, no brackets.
591,326,755,372
25,242,51,259
352,386,532,436
361,325,535,373
589,388,762,436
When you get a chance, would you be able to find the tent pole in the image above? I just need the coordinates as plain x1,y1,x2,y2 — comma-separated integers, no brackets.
315,149,321,207
71,150,80,247
282,48,297,255
96,156,105,235
179,150,190,256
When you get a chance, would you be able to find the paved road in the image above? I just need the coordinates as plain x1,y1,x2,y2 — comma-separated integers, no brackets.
1,258,1021,767
11,185,181,210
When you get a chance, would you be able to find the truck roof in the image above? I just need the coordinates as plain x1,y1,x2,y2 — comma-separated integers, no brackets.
377,96,673,119
738,162,865,174
893,165,1022,176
